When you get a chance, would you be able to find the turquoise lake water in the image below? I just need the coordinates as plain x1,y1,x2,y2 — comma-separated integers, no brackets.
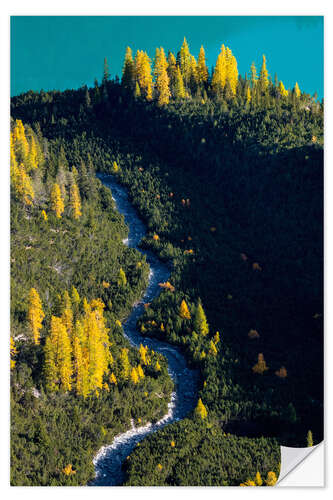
11,16,323,98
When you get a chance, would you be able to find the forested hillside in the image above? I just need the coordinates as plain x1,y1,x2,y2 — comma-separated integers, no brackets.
11,37,323,486
10,119,173,486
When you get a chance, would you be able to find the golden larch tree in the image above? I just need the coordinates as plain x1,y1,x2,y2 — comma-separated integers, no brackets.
259,55,269,91
197,46,208,85
154,47,171,106
70,181,82,219
194,398,208,419
50,183,65,218
252,353,269,374
131,366,139,384
179,299,191,320
28,288,45,344
179,37,192,88
294,81,301,98
174,66,186,99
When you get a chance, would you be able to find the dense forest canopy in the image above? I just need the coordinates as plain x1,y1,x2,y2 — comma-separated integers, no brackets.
10,37,323,486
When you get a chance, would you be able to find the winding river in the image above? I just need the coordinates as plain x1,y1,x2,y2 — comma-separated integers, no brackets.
90,174,199,486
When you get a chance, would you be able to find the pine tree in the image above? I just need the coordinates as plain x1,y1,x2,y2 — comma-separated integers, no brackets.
50,183,65,218
179,299,191,320
307,430,313,447
61,291,73,338
44,335,58,392
70,181,82,219
102,57,110,84
197,46,208,86
193,300,209,335
194,398,208,419
250,61,257,88
167,51,177,90
28,288,45,344
120,348,131,381
246,86,251,103
259,55,269,91
27,134,38,171
121,47,135,91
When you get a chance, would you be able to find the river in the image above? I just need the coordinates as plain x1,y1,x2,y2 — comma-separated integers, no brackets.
90,174,199,486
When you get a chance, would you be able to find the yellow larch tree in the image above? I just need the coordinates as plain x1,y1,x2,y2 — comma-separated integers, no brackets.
278,80,289,97
73,335,89,398
137,364,145,379
179,37,192,88
56,317,73,392
154,47,171,106
118,267,127,287
252,353,269,374
13,163,35,206
85,299,110,391
194,398,208,419
135,50,153,101
174,66,186,99
255,471,263,486
50,183,65,218
294,81,301,98
179,299,191,320
211,45,227,97
28,288,45,345
139,343,148,365
10,337,17,370
265,471,277,486
259,55,269,91
197,46,208,86
12,119,29,164
131,366,139,384
70,181,82,219
225,47,238,95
